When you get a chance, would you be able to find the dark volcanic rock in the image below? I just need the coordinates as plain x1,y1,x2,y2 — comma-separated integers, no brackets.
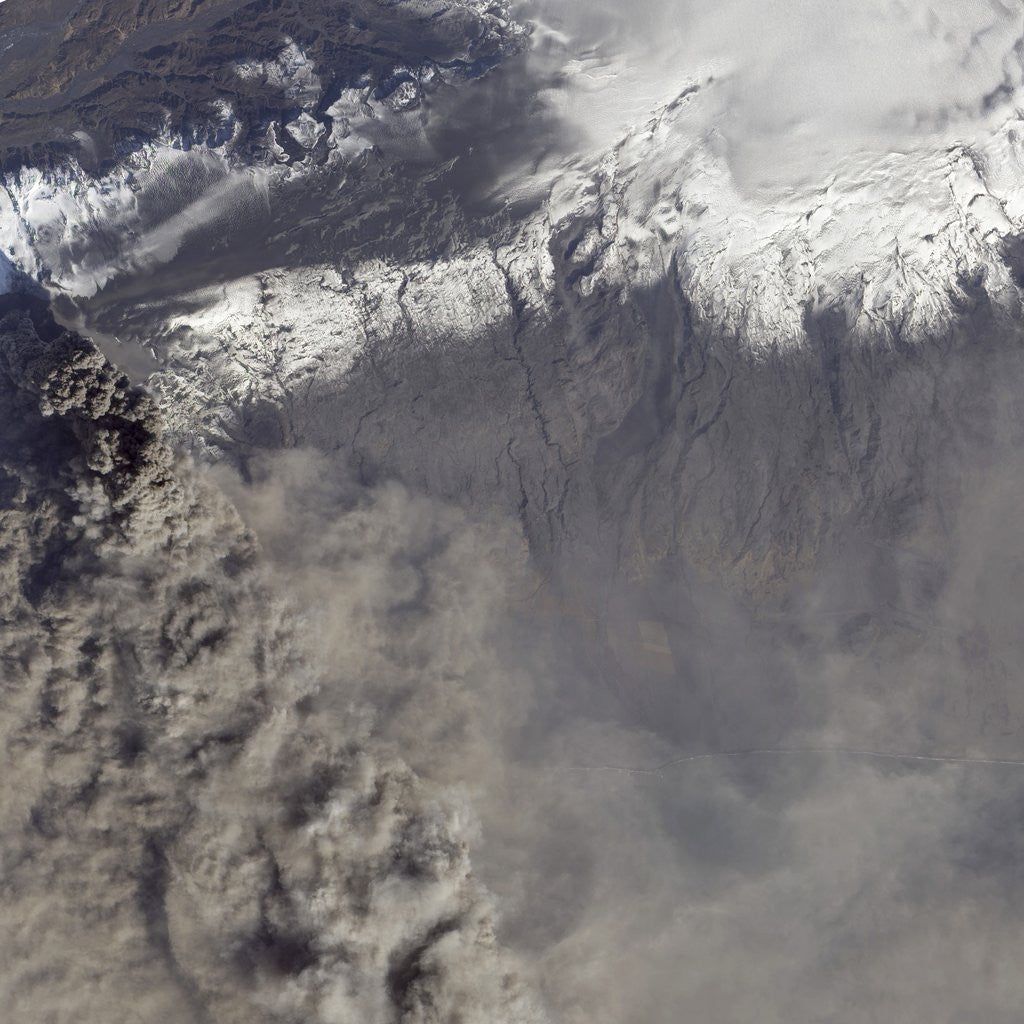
0,0,527,166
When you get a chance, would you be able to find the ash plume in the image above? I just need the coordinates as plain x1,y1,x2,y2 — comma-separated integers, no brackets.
0,293,545,1024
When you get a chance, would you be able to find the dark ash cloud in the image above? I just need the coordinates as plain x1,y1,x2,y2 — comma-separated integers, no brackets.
0,294,546,1024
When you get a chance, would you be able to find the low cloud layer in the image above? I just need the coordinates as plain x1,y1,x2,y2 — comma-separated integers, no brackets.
217,326,1024,1024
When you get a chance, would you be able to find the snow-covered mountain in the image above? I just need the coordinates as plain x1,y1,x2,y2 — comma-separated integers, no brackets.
5,33,1024,370
5,41,1024,578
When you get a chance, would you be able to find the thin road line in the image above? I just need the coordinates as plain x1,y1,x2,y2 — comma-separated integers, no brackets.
570,748,1024,777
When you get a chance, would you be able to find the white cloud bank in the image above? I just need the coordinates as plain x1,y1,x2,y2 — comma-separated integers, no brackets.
523,0,1024,188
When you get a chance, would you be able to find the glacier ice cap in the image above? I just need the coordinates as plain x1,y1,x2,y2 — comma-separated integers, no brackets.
522,0,1024,191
